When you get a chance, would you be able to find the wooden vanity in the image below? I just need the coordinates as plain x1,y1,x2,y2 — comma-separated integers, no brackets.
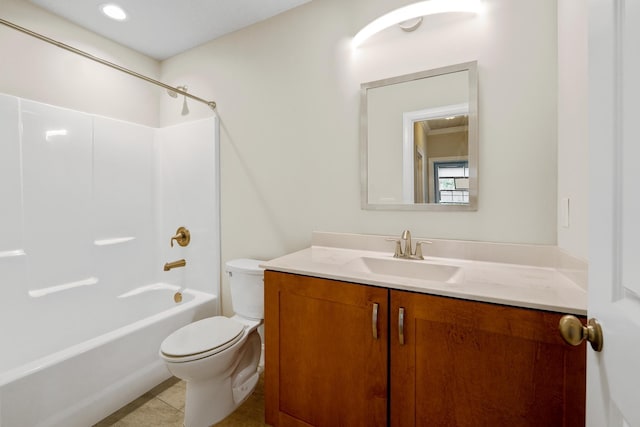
264,271,586,426
262,233,588,426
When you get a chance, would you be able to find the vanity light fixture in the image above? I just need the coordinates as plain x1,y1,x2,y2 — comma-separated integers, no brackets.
352,0,480,48
100,3,128,21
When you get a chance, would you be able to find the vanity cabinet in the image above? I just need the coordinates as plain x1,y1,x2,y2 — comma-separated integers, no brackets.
264,270,388,426
265,271,586,427
390,290,586,427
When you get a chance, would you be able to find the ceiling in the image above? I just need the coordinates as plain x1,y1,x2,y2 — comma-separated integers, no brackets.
424,115,468,133
28,0,311,60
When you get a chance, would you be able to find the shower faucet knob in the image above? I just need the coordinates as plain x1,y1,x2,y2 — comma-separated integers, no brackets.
170,227,190,247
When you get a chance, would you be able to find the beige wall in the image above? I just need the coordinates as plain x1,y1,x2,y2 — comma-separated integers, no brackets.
159,0,560,314
427,131,469,158
1,0,586,316
0,0,161,127
557,0,588,261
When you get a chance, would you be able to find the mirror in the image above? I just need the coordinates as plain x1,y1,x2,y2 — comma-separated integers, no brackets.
360,61,478,210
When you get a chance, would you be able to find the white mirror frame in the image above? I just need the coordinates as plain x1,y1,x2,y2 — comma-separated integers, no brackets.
360,61,478,211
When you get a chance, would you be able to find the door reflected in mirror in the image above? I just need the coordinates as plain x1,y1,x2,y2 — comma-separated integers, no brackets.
361,62,478,211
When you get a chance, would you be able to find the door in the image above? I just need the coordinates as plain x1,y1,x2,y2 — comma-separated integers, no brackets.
588,1,640,425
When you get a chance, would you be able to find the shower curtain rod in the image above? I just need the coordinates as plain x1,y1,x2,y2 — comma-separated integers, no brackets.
0,18,217,110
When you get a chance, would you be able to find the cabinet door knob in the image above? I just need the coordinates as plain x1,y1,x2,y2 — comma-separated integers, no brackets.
372,303,379,339
399,307,405,345
559,315,603,352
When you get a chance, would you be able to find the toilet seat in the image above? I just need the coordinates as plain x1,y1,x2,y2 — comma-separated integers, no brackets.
160,316,245,362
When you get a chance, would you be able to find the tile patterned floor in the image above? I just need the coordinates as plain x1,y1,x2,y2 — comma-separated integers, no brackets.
94,375,267,427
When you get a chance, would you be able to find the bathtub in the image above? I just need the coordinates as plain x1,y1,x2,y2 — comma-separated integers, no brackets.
0,283,217,427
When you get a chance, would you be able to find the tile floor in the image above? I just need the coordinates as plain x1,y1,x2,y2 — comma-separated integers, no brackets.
94,374,267,427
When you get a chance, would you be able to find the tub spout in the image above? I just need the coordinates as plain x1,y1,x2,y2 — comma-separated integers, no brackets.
164,259,186,271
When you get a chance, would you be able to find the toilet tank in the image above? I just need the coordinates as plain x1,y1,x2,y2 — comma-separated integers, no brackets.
225,259,265,320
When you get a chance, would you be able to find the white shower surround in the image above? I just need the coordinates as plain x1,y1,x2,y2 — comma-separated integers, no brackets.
0,93,220,426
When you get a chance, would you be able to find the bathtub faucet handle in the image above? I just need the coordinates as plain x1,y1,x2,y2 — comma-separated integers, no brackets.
170,226,190,247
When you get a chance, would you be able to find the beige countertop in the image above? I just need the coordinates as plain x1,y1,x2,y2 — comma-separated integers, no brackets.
261,232,588,316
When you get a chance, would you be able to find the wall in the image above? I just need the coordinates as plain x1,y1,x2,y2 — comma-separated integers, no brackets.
557,0,588,261
0,0,161,127
0,95,220,357
0,106,220,303
159,0,559,314
1,0,585,317
0,0,220,297
0,94,158,367
155,118,221,298
428,132,469,158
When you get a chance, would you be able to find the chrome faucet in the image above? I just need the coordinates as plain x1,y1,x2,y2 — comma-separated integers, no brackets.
387,230,432,260
401,230,412,258
164,259,186,271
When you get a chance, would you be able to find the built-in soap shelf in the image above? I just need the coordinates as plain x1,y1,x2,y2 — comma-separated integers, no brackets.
117,283,182,299
0,249,25,259
28,276,99,298
93,237,135,246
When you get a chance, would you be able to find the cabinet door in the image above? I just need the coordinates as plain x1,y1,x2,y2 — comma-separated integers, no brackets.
265,271,388,427
390,290,586,427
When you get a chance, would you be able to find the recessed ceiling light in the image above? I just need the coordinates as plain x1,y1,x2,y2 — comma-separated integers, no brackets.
100,4,128,21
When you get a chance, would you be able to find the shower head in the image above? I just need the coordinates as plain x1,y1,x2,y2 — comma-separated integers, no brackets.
181,96,189,116
166,85,190,115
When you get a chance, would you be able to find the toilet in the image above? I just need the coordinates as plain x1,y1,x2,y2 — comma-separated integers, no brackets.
159,259,264,427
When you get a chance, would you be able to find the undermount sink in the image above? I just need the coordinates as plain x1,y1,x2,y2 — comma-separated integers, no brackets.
346,256,462,283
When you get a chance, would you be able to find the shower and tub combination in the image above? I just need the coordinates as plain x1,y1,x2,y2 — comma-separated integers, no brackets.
0,92,221,426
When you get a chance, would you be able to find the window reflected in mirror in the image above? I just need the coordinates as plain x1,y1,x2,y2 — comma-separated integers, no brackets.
434,161,469,204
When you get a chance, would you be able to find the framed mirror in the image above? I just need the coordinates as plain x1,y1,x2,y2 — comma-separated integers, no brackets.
360,61,478,210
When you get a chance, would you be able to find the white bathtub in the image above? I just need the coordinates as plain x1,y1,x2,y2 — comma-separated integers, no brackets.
0,284,217,427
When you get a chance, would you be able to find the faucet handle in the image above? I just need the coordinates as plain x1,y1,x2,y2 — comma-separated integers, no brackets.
170,226,190,247
385,238,403,258
414,241,433,260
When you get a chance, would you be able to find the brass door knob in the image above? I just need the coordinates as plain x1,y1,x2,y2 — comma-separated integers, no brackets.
559,315,603,352
170,227,190,247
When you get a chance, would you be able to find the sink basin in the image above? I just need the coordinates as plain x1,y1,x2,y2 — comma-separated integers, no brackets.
346,257,461,283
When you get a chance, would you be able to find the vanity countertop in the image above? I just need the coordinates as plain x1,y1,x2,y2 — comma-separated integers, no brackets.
261,233,587,316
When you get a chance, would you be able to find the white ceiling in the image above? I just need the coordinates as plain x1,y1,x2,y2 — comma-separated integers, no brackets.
28,0,311,60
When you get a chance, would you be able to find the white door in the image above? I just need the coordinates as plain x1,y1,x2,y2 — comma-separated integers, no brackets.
588,0,640,425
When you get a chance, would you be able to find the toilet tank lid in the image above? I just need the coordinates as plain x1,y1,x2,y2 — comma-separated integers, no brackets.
225,258,264,274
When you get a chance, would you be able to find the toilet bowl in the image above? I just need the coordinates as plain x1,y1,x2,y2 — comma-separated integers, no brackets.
159,259,264,427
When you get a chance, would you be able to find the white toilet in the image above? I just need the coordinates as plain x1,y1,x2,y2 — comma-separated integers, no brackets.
159,259,264,427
